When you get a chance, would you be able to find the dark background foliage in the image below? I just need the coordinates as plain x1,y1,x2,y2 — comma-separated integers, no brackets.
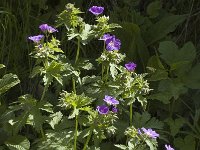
0,0,200,149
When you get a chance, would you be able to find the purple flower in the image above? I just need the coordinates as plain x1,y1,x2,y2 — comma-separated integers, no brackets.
39,24,48,31
99,34,113,41
28,35,44,43
125,62,137,71
112,107,118,113
141,127,159,139
138,129,142,135
165,145,174,150
105,36,121,51
96,105,109,115
38,44,42,49
89,6,104,16
39,24,58,33
103,95,119,105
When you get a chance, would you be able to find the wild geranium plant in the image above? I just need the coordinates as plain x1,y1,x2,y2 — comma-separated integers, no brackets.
0,3,172,150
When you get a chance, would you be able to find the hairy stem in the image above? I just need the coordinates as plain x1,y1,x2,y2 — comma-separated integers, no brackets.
40,84,48,101
102,64,104,79
72,38,81,94
83,130,92,150
75,38,80,64
130,103,133,126
40,128,45,139
72,78,76,94
101,41,106,80
105,65,109,83
74,114,78,150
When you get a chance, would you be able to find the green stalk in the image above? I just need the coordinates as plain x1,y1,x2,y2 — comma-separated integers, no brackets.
130,103,133,126
40,128,45,139
72,38,81,94
105,65,109,83
101,64,104,79
41,58,48,101
101,41,106,80
83,130,92,150
75,38,80,64
134,135,148,150
40,85,48,101
74,114,78,150
72,78,76,94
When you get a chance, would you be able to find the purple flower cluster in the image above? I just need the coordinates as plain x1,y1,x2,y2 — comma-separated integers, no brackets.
103,95,119,105
28,35,44,43
39,24,58,33
125,62,137,71
97,95,119,115
89,6,104,16
165,144,174,150
138,127,159,139
100,34,121,51
28,24,58,43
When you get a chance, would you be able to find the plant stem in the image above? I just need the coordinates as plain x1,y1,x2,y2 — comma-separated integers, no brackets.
75,38,80,64
72,38,81,94
130,103,133,126
101,41,106,80
40,128,45,139
105,65,109,83
72,78,76,94
40,84,47,101
74,114,78,150
83,130,92,150
101,64,104,79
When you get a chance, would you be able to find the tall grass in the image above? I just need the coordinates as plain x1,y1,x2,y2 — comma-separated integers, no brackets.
0,0,46,99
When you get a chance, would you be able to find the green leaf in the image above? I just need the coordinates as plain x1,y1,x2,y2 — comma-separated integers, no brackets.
0,128,8,144
29,107,46,132
44,61,64,85
136,96,147,109
149,79,187,104
117,22,149,67
158,41,196,71
68,108,79,119
158,41,178,65
13,112,29,134
145,139,157,150
0,64,5,69
147,56,168,81
144,15,187,45
29,66,43,78
34,130,74,150
165,118,185,136
184,63,200,89
148,92,171,104
133,112,163,129
174,135,196,150
49,111,63,129
147,1,162,18
79,23,94,45
0,73,20,95
67,29,79,40
75,59,94,70
5,135,30,150
110,63,118,80
114,144,127,150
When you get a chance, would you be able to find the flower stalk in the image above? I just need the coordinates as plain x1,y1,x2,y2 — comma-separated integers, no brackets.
74,114,78,150
83,130,92,150
72,37,81,94
130,103,133,126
